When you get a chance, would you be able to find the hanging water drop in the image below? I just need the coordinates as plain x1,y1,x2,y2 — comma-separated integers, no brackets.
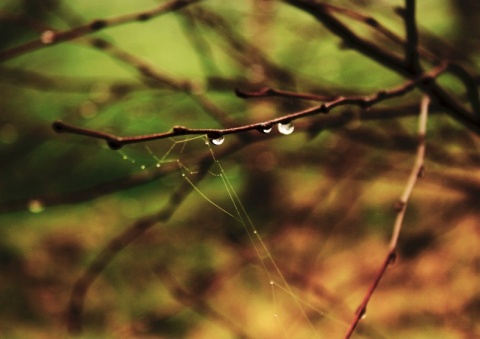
257,124,272,134
28,199,45,213
209,135,225,145
278,122,294,135
140,165,146,170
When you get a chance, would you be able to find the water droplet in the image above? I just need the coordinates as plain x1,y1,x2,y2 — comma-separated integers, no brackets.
156,163,161,168
181,173,186,177
361,312,367,320
209,135,225,145
28,199,45,213
278,122,294,135
257,124,272,134
140,165,146,170
269,280,274,285
40,30,56,44
122,155,128,160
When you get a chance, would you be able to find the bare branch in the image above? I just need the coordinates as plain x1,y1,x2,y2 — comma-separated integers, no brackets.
0,0,202,62
52,63,447,149
389,96,429,250
284,0,480,135
344,96,430,338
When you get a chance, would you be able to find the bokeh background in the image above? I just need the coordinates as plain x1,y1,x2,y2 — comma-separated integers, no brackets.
0,0,479,338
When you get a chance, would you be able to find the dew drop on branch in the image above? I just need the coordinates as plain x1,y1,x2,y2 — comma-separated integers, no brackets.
278,122,294,135
258,125,272,134
28,199,45,213
209,135,225,145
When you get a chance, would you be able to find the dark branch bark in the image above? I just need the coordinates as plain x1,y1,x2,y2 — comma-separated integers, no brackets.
284,0,480,135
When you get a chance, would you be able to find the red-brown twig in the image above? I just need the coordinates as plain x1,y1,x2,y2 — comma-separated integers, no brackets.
344,96,430,338
52,63,447,149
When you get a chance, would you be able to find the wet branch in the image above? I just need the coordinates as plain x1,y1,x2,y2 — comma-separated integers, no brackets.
52,62,446,149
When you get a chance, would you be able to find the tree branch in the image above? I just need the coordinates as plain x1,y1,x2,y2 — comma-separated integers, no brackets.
404,0,421,74
344,96,430,338
52,63,447,149
284,0,480,135
0,0,201,62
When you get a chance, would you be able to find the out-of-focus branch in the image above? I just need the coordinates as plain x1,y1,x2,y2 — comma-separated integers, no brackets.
344,96,430,338
445,63,480,117
0,0,202,62
403,0,421,74
67,151,212,333
284,0,480,135
0,66,145,93
84,37,242,131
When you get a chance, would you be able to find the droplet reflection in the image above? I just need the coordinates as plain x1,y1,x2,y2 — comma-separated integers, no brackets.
210,135,225,145
258,124,272,134
278,122,294,135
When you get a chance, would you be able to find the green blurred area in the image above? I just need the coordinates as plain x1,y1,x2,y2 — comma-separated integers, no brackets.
0,1,479,338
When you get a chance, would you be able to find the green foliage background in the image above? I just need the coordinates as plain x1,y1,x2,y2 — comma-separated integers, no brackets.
0,0,479,338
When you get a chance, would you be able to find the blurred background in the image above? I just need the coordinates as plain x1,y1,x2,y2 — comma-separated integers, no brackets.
0,0,479,338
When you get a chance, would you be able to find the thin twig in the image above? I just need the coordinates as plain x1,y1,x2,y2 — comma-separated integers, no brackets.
284,0,480,135
389,96,429,250
235,87,337,101
0,0,201,62
52,63,447,149
344,96,430,339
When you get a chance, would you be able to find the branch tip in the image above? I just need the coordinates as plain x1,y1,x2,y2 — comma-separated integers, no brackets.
234,88,248,98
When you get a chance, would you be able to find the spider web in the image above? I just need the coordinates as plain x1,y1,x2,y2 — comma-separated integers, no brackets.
113,134,356,338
